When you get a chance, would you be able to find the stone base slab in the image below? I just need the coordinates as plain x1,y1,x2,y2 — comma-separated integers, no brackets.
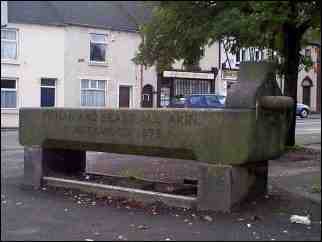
197,161,268,212
23,146,268,212
43,176,197,209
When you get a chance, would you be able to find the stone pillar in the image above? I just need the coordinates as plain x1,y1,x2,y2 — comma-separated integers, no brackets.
23,146,86,190
197,161,268,212
23,146,43,190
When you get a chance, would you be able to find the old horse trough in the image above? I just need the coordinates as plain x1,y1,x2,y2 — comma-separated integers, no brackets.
20,62,293,212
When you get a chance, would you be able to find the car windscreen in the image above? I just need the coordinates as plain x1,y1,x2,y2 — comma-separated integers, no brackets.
204,95,219,105
217,95,226,105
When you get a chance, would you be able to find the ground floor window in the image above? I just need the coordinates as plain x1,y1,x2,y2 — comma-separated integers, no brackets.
160,87,170,107
174,79,210,97
81,79,106,107
1,78,17,108
41,78,56,107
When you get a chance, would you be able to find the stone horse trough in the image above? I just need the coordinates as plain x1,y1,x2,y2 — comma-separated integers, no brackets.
19,62,293,212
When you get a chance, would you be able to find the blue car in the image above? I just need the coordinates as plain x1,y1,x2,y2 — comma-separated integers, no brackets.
184,94,226,108
296,103,310,118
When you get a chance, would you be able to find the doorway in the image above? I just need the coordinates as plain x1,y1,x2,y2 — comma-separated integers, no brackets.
301,77,313,107
119,86,131,108
141,84,153,108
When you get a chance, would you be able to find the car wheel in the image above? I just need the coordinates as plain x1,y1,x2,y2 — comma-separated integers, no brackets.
300,108,309,118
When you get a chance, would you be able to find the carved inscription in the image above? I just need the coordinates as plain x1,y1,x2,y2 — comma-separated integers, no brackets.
43,110,201,127
42,110,201,143
168,113,201,127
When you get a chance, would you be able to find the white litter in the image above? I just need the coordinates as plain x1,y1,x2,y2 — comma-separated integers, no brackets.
290,215,311,225
204,215,213,222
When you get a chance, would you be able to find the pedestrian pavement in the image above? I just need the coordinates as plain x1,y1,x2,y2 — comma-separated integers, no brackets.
1,127,321,240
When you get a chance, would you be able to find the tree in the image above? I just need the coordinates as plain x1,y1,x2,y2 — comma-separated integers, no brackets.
133,1,321,146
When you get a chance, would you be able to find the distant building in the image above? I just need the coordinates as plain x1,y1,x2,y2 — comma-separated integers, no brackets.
1,1,157,127
1,1,226,127
219,39,321,113
297,44,320,113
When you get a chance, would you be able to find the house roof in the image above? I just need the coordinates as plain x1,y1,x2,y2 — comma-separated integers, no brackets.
7,1,156,32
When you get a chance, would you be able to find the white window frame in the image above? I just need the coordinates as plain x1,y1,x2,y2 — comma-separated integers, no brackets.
1,28,19,63
40,78,57,107
89,33,108,65
80,79,107,108
1,77,18,110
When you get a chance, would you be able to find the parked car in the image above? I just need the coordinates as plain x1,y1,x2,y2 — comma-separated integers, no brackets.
296,103,310,118
168,97,186,108
184,94,226,108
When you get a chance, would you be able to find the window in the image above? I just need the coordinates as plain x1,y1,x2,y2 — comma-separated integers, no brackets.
241,49,246,61
305,49,311,58
236,50,240,62
255,50,260,61
81,79,106,106
90,33,107,63
1,78,17,108
160,87,170,107
41,78,56,107
1,29,18,60
174,79,210,97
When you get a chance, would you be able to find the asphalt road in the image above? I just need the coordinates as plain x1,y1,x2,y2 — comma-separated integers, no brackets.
1,117,321,241
295,116,321,147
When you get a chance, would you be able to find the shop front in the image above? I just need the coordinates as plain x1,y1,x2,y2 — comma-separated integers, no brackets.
157,69,218,108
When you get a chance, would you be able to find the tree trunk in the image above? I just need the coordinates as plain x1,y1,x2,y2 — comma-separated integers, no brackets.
283,24,301,146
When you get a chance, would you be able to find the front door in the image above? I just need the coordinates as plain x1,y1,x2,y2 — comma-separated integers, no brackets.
303,86,311,107
142,84,153,108
119,86,130,108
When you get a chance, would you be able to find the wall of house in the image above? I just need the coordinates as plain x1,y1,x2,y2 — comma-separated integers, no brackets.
297,46,319,111
1,23,65,127
63,26,158,109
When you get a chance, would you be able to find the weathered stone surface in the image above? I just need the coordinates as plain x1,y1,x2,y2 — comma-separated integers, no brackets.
258,96,294,111
225,62,282,109
197,161,268,212
20,108,287,165
23,146,43,189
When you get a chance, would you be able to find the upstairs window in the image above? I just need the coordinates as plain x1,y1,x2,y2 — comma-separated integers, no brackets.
1,28,18,60
1,78,17,108
90,33,107,63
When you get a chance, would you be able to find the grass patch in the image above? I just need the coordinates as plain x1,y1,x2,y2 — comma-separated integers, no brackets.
312,184,321,193
285,144,305,152
119,169,145,180
311,175,321,193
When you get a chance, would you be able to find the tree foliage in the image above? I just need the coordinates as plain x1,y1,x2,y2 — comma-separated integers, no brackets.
133,1,320,146
134,1,320,73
